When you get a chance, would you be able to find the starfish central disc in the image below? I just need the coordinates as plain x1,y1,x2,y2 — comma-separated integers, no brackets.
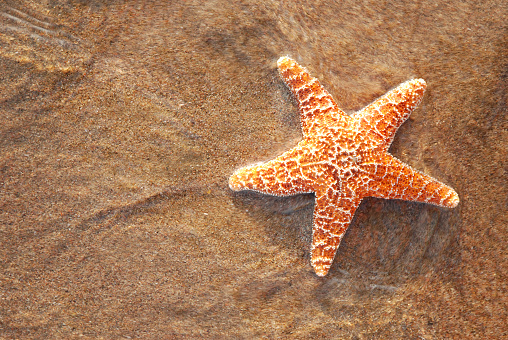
229,56,459,277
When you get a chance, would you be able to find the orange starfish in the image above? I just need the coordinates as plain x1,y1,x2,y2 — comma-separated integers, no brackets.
229,57,459,277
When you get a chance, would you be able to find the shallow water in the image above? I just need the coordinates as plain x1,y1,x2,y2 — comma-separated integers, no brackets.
0,0,506,338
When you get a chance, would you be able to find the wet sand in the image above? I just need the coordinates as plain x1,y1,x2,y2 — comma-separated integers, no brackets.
0,0,506,338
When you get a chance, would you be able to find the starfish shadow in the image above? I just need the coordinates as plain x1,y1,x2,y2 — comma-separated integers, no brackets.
336,197,461,279
231,191,461,285
230,190,315,254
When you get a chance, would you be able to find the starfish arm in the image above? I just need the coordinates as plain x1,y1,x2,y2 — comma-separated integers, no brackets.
353,79,427,151
277,56,349,138
229,146,314,196
359,153,459,208
311,185,362,276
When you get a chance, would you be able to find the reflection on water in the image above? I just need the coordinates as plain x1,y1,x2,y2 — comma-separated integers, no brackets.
0,4,91,71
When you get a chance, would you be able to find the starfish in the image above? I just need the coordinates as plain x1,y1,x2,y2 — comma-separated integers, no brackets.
229,56,459,277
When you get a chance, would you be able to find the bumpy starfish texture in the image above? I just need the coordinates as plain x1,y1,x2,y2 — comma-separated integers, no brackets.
229,56,459,277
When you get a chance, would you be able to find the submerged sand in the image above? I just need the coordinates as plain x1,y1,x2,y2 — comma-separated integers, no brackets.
0,0,506,338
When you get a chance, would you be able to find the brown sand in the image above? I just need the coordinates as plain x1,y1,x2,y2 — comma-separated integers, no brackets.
0,0,506,338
